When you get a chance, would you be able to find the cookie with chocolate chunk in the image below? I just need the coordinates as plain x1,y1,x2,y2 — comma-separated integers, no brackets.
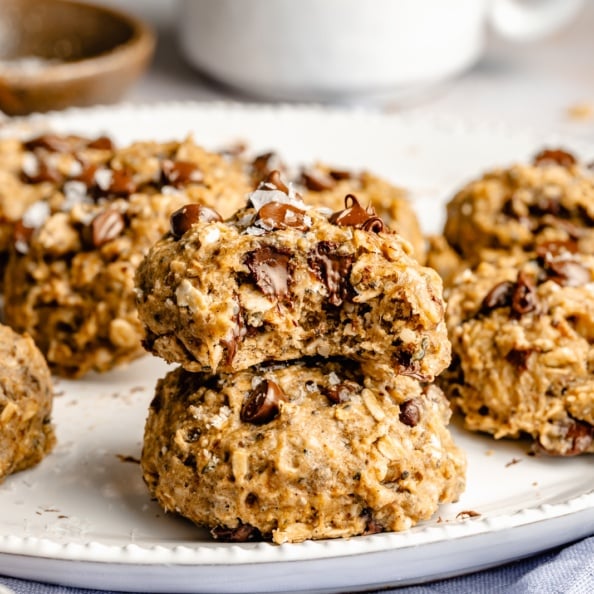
135,174,449,379
0,324,55,482
3,136,253,377
443,244,594,455
439,149,594,277
141,358,466,544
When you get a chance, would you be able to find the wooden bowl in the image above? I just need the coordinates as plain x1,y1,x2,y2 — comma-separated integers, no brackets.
0,0,155,115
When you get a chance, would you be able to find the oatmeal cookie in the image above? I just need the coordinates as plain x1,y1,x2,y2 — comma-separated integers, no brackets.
141,358,466,544
443,243,594,455
443,148,594,267
3,136,253,377
0,324,55,482
136,175,449,378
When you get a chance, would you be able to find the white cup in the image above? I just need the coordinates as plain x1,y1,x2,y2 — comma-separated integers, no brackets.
178,0,583,102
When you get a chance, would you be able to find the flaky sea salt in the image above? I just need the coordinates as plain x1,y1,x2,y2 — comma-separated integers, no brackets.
21,152,39,178
247,182,306,212
22,201,50,229
62,180,91,212
94,168,113,191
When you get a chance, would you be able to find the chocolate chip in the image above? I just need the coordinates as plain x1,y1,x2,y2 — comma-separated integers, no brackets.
323,381,358,405
251,152,285,184
75,162,99,188
262,170,290,194
170,204,223,239
329,194,385,233
86,136,114,151
480,281,515,314
505,348,533,371
108,168,137,197
399,399,421,427
308,241,353,306
240,379,287,425
161,159,204,188
511,271,538,317
23,134,84,153
544,259,590,287
361,508,384,535
301,168,337,191
329,168,354,181
253,202,309,232
538,215,587,240
21,159,62,184
211,522,264,542
86,208,125,248
535,240,578,259
245,246,292,298
533,148,577,168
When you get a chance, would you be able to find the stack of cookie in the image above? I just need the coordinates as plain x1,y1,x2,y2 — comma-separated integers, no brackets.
136,172,466,544
429,148,594,455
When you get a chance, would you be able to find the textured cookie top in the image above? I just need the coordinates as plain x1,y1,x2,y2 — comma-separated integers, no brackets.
444,148,594,263
444,243,594,455
142,358,466,544
3,135,253,377
136,173,449,377
249,153,425,261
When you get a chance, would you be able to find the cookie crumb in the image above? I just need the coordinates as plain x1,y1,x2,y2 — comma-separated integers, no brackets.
456,510,481,520
567,102,594,121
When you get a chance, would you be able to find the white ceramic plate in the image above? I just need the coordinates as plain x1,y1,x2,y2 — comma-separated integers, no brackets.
0,103,592,594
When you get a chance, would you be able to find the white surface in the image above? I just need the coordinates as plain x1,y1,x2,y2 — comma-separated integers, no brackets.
178,0,487,101
91,0,594,138
177,0,583,101
0,103,592,594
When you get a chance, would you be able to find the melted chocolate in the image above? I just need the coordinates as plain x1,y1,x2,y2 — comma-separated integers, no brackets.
161,160,204,188
240,379,287,425
170,204,223,239
399,399,421,427
307,241,353,306
253,202,309,232
329,194,385,233
245,246,292,298
533,148,577,168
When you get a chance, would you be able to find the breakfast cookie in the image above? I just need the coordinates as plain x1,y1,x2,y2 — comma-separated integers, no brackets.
443,243,594,455
136,175,449,379
141,358,466,544
443,148,594,267
3,136,253,377
0,324,55,482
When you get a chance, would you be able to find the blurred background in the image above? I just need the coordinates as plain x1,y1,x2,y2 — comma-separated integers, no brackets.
0,0,592,140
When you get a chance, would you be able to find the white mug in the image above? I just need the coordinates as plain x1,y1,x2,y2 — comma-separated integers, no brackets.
178,0,584,102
